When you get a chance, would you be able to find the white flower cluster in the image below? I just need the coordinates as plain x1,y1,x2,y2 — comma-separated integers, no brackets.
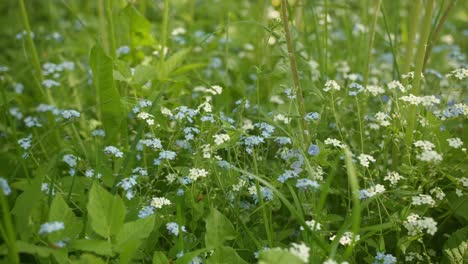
300,219,321,231
375,112,391,127
445,68,467,80
136,111,155,126
330,232,360,246
103,146,123,158
411,194,436,207
273,113,291,124
400,94,440,106
289,242,310,263
323,80,340,92
384,171,403,186
360,184,386,199
188,168,208,181
447,137,463,149
387,80,407,92
403,213,437,236
213,133,230,145
413,140,442,163
358,154,376,167
193,85,223,95
430,187,446,200
324,138,346,149
150,197,171,209
365,85,385,96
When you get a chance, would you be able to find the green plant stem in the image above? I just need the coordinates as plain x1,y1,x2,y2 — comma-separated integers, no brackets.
160,0,169,64
19,0,50,103
343,148,361,259
280,0,309,146
402,0,422,86
252,152,273,247
105,0,116,57
362,0,382,88
0,192,19,264
405,0,435,148
423,0,456,70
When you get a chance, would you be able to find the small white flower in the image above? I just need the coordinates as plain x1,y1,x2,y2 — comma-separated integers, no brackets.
323,80,340,92
301,219,321,231
289,242,310,263
188,168,208,181
150,197,171,209
324,138,346,149
213,133,230,145
103,146,123,158
447,138,463,149
357,154,376,167
384,171,403,186
330,232,360,246
413,140,435,151
416,150,442,163
411,194,436,207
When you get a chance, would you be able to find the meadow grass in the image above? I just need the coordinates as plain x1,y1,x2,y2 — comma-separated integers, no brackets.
0,0,467,263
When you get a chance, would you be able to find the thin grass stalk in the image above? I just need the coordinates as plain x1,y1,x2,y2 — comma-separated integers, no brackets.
160,0,169,64
401,0,422,86
362,0,382,88
405,0,435,147
105,0,116,58
19,0,50,103
280,0,309,146
423,0,456,70
0,192,19,264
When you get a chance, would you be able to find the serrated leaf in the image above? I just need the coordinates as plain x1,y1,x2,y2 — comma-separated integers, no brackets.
69,239,113,256
204,208,236,248
48,194,82,242
87,183,126,238
258,248,304,264
90,44,122,143
206,246,247,264
443,226,468,263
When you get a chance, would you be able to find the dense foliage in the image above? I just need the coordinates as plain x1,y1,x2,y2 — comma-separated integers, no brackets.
0,0,467,263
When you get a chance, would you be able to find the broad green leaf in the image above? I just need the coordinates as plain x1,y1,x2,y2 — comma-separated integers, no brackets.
175,248,211,264
152,251,169,264
121,5,155,47
87,183,126,238
115,215,155,250
447,193,468,221
90,44,122,143
206,246,248,264
69,239,113,256
258,248,304,264
131,65,158,86
158,48,190,80
71,253,106,264
118,239,141,264
204,208,236,248
48,194,82,242
11,176,44,240
15,241,68,262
